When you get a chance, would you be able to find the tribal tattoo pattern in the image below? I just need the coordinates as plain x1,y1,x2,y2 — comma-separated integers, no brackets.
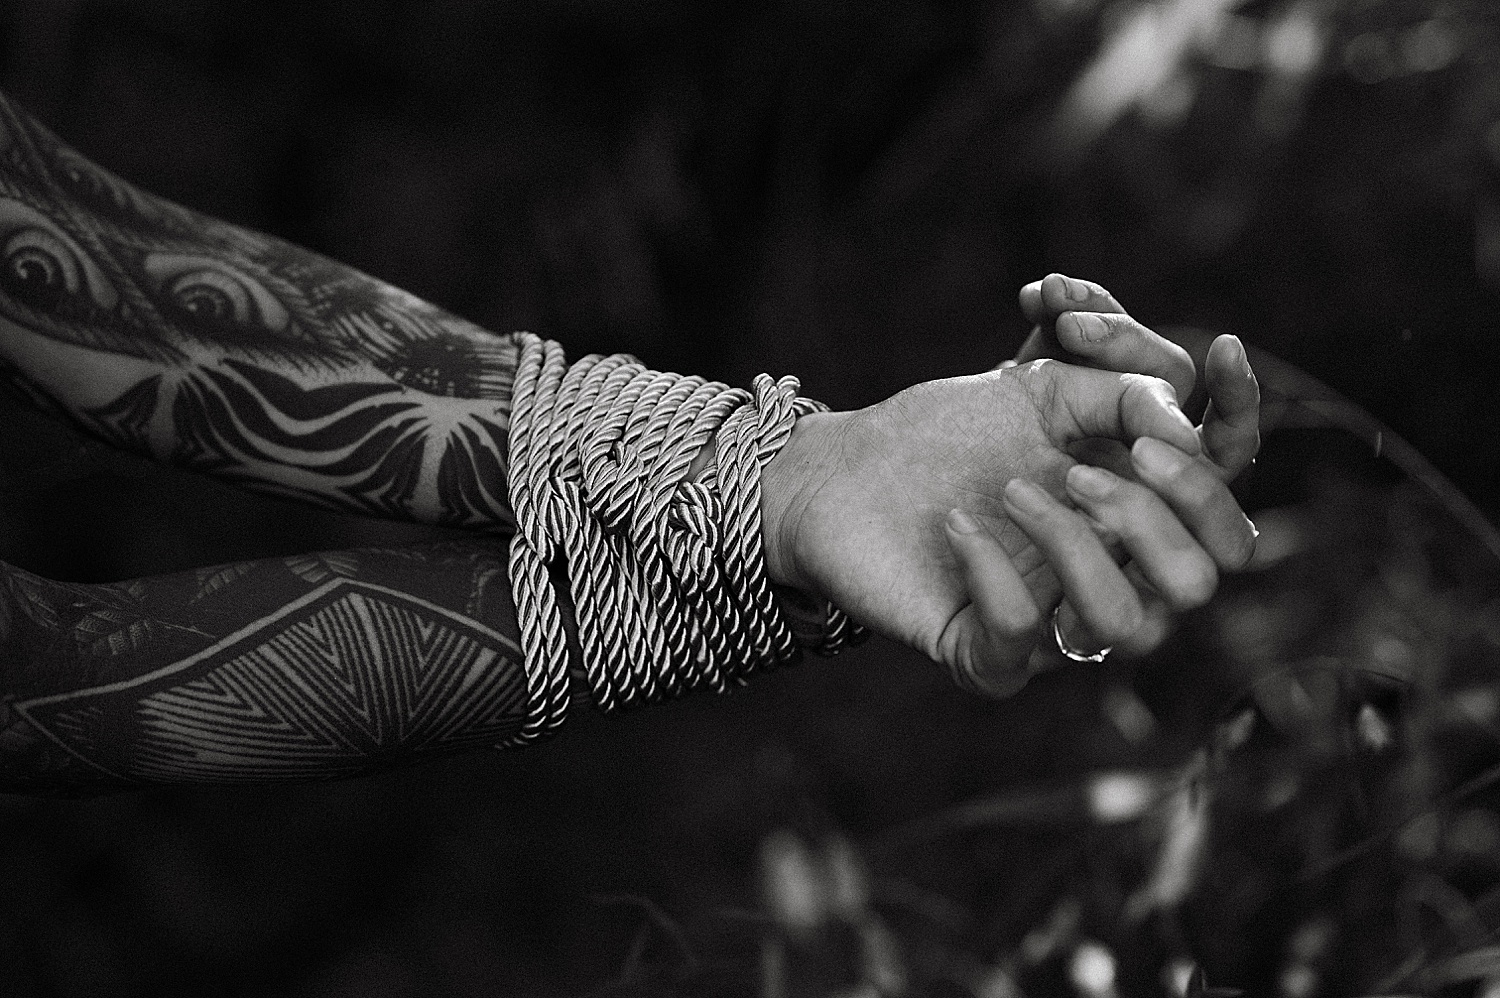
0,91,518,528
78,359,512,524
0,89,553,791
0,543,531,793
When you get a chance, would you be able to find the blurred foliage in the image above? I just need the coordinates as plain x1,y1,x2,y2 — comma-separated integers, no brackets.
741,426,1500,997
3,0,1500,996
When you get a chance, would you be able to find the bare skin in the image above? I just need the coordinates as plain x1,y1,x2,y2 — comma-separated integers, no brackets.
762,343,1258,697
0,90,1259,792
1008,273,1261,657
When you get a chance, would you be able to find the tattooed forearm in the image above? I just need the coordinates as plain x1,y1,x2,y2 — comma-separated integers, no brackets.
0,90,516,528
0,542,543,794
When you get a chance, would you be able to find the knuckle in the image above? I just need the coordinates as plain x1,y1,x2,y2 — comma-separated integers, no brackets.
1021,357,1058,383
1121,372,1175,405
1144,373,1175,398
1122,370,1167,390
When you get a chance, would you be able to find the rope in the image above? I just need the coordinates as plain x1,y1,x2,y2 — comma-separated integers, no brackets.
499,333,863,743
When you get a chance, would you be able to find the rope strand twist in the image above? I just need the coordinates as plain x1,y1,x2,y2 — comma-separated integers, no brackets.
500,333,862,745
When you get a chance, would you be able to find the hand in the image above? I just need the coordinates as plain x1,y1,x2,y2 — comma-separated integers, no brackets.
759,359,1253,698
1006,274,1262,658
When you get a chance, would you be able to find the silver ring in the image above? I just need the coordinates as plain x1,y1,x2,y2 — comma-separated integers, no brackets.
1052,606,1111,663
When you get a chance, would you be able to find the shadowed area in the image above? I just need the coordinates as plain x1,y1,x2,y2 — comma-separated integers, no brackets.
3,1,1499,994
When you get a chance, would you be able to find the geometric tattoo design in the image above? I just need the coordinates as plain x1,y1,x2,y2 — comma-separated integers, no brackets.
13,579,528,783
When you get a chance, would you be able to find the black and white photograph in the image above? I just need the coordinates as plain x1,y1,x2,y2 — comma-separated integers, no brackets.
2,1,1498,994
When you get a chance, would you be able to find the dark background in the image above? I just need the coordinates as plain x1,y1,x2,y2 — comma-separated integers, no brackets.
2,1,1499,995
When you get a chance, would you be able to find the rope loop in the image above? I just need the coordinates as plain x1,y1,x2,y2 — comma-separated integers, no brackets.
501,332,864,739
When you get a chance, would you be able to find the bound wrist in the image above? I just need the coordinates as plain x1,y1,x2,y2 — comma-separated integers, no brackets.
759,409,844,596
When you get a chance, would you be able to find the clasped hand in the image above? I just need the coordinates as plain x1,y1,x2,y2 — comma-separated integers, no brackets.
760,276,1261,697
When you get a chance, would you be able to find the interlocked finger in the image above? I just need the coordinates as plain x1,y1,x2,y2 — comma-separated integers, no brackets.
1012,274,1196,402
1064,463,1220,613
1001,477,1146,649
1130,437,1258,571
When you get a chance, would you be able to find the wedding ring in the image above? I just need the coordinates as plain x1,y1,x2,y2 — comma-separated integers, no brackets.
1051,605,1111,664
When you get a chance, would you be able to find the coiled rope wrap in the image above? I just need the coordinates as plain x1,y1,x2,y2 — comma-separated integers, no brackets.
500,332,862,745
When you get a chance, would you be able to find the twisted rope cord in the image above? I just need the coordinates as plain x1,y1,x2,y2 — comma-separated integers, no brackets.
500,336,572,746
503,332,863,736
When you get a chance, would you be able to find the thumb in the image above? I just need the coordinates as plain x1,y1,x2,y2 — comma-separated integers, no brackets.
1199,333,1260,479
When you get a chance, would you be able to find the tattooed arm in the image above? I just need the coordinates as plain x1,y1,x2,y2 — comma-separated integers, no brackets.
0,91,515,528
0,542,549,794
0,90,1266,789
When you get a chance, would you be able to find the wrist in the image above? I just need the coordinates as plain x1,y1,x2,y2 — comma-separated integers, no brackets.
759,409,844,595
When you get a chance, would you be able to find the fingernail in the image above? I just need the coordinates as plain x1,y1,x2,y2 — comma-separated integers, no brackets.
1004,478,1052,517
1062,275,1091,303
1071,312,1111,343
946,508,982,535
1133,437,1187,478
1067,464,1116,501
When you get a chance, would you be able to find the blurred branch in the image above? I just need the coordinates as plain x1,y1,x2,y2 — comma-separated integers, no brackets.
1247,342,1500,563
